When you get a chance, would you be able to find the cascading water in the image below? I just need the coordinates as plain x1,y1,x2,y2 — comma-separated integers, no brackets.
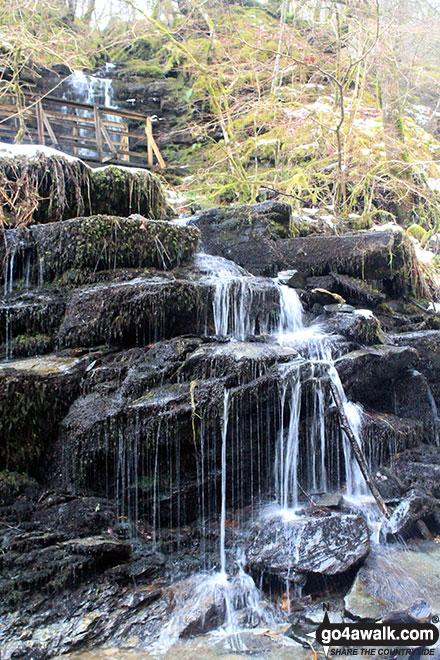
155,252,389,651
61,71,122,158
220,389,230,576
196,253,280,340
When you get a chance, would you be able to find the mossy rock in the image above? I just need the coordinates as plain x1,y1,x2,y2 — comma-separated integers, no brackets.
1,216,200,287
407,224,428,244
0,356,88,473
90,166,174,220
0,150,172,227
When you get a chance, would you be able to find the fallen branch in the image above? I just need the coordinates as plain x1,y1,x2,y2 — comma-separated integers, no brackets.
328,379,390,519
259,185,308,204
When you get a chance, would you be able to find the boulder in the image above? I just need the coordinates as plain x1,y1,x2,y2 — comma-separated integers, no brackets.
310,288,345,306
322,309,385,345
57,276,213,348
192,200,293,276
335,345,416,410
246,512,369,582
278,231,410,287
193,202,412,290
382,489,439,540
390,331,440,408
345,544,440,620
90,165,173,219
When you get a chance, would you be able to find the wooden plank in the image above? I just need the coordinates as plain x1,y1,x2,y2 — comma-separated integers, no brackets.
101,123,118,154
94,106,103,161
146,116,154,168
35,101,45,144
41,108,59,146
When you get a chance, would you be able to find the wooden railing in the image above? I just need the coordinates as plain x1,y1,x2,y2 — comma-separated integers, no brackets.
0,93,165,169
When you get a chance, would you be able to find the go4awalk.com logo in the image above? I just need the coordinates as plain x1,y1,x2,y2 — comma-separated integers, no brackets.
307,609,439,658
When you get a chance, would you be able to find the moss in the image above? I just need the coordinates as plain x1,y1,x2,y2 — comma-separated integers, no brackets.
0,364,83,473
0,152,91,226
0,155,173,228
90,166,173,220
350,314,385,345
407,224,428,243
1,216,200,288
6,333,52,358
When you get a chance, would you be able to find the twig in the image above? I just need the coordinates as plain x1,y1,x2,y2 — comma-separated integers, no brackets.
328,379,390,518
259,186,308,204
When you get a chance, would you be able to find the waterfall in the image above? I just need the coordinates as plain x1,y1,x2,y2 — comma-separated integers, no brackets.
277,284,304,335
195,253,279,339
220,389,230,576
61,71,122,158
275,363,302,511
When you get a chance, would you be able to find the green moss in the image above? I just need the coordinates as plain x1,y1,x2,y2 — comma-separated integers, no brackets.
90,166,173,220
407,224,428,243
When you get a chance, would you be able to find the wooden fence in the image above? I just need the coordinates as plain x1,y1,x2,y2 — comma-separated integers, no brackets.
0,93,165,169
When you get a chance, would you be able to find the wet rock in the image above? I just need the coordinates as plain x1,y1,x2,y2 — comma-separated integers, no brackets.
192,201,293,276
363,413,426,462
306,275,336,291
285,270,307,289
393,370,439,426
0,354,90,472
390,330,440,408
345,543,440,620
390,445,440,499
57,277,212,348
178,342,299,382
382,489,439,540
335,345,416,410
327,310,384,345
279,231,411,290
374,467,405,502
314,493,343,509
0,291,66,359
1,216,199,287
164,575,227,639
324,304,355,313
246,512,369,582
194,204,412,288
330,272,386,307
310,288,345,306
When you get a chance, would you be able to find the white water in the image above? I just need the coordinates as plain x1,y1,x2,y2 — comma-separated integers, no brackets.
160,258,385,651
196,253,279,339
220,389,230,576
62,71,122,158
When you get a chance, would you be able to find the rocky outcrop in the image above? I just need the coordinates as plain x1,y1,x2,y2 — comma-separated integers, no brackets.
246,512,369,584
321,309,385,345
57,276,211,348
192,202,412,294
0,146,170,226
1,216,200,287
0,471,167,660
0,355,93,472
56,343,310,527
